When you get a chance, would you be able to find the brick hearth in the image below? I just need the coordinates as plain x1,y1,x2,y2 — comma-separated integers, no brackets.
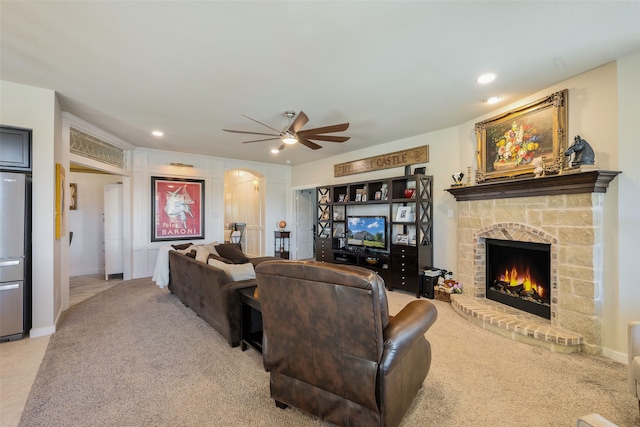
447,171,619,355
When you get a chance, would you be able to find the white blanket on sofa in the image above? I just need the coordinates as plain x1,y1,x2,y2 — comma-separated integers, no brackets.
152,245,174,288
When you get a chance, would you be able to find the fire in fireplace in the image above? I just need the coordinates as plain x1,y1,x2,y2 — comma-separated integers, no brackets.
485,238,551,319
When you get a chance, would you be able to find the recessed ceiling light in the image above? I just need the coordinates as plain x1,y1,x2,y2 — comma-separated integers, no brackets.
271,148,280,154
486,96,502,105
476,73,496,84
152,130,164,137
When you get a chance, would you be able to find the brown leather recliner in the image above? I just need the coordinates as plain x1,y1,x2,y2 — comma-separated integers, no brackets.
255,260,438,427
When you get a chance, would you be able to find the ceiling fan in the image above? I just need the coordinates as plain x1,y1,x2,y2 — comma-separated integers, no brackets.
223,111,349,151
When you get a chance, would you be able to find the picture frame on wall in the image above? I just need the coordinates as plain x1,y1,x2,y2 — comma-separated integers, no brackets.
475,89,568,182
151,176,205,242
69,183,77,210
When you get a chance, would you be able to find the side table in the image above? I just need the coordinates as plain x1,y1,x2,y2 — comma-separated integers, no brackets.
239,286,262,353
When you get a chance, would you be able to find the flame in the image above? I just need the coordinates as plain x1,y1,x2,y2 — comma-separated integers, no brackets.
500,266,544,298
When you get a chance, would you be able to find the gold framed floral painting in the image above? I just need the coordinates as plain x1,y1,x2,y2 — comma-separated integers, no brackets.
475,89,568,181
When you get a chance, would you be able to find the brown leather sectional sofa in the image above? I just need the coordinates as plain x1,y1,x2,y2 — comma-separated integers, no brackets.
168,250,274,347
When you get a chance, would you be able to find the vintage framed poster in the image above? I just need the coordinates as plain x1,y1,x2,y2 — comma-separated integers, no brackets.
475,89,568,182
151,176,205,242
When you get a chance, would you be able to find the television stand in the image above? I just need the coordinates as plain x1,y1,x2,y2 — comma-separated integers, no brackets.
332,250,391,283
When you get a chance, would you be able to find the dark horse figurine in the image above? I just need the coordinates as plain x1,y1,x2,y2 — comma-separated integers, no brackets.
565,135,595,167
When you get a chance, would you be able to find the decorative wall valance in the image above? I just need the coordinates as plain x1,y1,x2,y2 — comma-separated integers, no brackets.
70,127,126,169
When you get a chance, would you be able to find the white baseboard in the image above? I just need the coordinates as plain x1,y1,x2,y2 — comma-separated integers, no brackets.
29,325,56,338
603,346,628,365
69,268,104,276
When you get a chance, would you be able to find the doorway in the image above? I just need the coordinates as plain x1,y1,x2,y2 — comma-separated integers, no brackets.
224,169,264,257
295,189,315,260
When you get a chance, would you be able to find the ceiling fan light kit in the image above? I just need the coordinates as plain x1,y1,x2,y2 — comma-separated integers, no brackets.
282,132,298,145
223,110,350,153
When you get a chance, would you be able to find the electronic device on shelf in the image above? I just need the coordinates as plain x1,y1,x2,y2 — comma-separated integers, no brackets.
346,215,387,250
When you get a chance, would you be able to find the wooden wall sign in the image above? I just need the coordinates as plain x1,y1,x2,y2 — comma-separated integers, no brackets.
334,146,429,177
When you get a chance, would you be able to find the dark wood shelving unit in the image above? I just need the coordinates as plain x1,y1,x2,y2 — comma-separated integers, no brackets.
316,173,433,297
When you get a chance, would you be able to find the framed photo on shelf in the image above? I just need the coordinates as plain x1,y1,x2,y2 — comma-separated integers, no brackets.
374,191,382,200
151,176,205,242
395,234,409,244
475,89,567,182
395,206,412,222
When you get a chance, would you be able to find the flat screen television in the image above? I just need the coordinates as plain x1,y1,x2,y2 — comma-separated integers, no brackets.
346,216,387,250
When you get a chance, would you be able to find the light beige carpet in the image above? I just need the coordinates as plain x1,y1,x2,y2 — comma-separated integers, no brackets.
19,278,638,426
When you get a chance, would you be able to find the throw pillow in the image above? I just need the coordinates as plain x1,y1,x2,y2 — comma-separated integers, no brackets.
176,245,197,255
185,250,196,259
207,258,256,282
171,243,193,250
201,241,220,256
195,246,211,263
215,243,250,264
208,253,233,264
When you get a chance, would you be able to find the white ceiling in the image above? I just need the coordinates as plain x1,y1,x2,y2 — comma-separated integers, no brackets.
2,1,639,166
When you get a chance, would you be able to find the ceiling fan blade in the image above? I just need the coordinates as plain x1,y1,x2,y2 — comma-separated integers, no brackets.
298,138,322,150
288,111,309,134
223,129,281,137
297,122,349,136
301,135,350,143
241,137,281,143
241,114,283,134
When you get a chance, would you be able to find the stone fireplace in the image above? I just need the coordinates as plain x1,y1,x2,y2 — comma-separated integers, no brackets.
447,170,619,355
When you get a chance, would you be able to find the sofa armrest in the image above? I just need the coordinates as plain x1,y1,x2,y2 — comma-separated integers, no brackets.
576,413,618,427
629,321,640,396
249,256,280,268
381,300,437,372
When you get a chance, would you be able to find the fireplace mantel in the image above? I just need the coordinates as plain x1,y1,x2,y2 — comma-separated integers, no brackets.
446,169,620,201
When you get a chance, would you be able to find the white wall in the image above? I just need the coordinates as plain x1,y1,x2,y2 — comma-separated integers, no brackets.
292,58,639,357
0,80,58,337
613,52,640,358
130,149,290,278
68,172,123,276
